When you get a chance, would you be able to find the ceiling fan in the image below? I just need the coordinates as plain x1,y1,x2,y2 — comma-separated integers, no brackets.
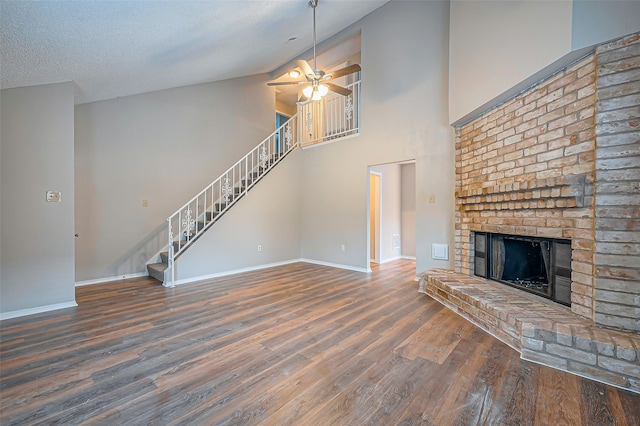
267,0,361,101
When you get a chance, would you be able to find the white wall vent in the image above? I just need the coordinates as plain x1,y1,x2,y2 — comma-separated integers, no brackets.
432,243,449,260
392,234,401,250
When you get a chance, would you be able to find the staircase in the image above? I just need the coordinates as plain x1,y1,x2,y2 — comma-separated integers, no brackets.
147,79,361,287
146,118,297,286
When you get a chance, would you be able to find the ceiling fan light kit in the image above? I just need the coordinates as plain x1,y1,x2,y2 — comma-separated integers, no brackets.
267,0,361,101
302,82,329,100
302,85,314,98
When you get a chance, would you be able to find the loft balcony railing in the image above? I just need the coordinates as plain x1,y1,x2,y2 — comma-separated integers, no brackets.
297,80,361,147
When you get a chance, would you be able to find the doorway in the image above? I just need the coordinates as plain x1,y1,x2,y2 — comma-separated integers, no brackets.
369,172,381,263
367,161,416,267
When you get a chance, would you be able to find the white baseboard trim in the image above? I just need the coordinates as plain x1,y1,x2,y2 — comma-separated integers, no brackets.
402,255,417,260
75,272,148,287
379,255,403,264
80,258,372,289
299,258,370,273
0,301,78,321
173,259,302,286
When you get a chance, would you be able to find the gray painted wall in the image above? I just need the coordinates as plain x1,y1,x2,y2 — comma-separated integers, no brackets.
449,0,572,123
74,75,275,281
1,83,76,314
572,0,640,50
0,90,3,292
449,0,640,124
299,1,453,275
401,163,416,258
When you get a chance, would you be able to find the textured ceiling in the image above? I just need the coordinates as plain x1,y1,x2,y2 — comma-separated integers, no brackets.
0,0,388,104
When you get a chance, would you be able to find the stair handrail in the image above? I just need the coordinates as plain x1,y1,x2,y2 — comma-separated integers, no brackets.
165,115,298,286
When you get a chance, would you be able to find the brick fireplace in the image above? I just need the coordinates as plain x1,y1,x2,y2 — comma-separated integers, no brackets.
423,33,639,393
455,50,599,319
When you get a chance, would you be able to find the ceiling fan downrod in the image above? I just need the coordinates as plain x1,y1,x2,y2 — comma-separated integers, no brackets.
310,0,318,73
266,0,360,100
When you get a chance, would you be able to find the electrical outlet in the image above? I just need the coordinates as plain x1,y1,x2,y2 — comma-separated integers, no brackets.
341,244,345,251
428,194,435,203
46,191,61,202
142,199,149,207
257,245,262,252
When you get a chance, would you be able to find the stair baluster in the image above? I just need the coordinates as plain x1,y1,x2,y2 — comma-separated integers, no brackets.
153,116,298,287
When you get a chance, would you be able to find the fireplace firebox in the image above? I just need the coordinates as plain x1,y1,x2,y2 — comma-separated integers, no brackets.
474,232,571,306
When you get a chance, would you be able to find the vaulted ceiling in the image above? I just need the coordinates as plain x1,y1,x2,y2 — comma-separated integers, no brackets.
0,0,388,104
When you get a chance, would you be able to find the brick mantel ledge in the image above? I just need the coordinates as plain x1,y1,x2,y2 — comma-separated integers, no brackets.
420,268,640,394
456,174,588,212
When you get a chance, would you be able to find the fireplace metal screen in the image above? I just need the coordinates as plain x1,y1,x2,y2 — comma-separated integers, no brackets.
474,232,571,306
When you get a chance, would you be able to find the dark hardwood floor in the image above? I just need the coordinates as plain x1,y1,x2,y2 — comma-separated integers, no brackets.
1,260,638,425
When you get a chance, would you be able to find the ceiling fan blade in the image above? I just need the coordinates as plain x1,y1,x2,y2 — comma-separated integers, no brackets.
267,81,304,86
326,82,352,96
295,59,315,78
327,64,361,80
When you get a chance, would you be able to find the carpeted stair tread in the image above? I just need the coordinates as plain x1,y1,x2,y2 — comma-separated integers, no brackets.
147,262,167,282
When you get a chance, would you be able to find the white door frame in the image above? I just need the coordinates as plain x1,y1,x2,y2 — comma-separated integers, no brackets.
368,170,382,265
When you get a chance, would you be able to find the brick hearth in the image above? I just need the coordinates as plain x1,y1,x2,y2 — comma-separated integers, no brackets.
421,269,639,393
424,32,640,393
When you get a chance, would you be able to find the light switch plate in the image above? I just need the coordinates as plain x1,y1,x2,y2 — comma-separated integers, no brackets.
46,191,61,202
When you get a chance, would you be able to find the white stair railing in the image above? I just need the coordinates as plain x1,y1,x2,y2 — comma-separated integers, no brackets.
298,80,361,147
161,78,361,287
165,116,297,287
